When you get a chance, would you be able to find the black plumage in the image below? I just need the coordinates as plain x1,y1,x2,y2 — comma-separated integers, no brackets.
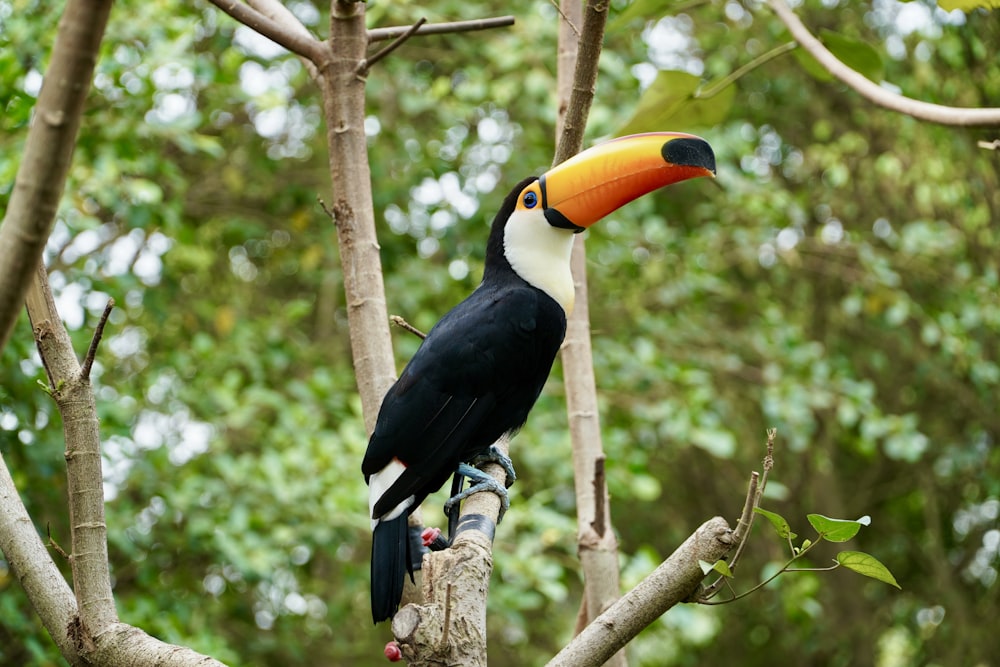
362,177,567,623
361,132,717,625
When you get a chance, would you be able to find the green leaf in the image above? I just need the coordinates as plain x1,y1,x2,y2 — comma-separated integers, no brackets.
936,0,999,10
616,70,735,136
836,551,902,589
793,31,884,84
755,507,797,540
821,31,884,82
699,559,733,577
807,514,864,542
609,0,682,30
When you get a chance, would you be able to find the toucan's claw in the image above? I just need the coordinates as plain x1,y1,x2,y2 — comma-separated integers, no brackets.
467,445,517,488
444,462,511,526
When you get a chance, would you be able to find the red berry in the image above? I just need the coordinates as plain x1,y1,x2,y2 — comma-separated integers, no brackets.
421,527,442,547
384,641,402,662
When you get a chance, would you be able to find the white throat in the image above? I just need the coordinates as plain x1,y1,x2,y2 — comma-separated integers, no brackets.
503,209,576,314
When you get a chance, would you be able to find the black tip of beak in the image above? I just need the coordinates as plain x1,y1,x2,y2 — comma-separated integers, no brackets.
663,137,716,175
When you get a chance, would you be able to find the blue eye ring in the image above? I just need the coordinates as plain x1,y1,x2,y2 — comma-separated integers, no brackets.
522,191,538,209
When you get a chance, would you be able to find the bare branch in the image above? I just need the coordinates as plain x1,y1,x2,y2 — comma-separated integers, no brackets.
47,525,70,561
245,0,322,79
19,267,230,665
0,453,82,665
321,1,399,429
245,0,314,41
0,0,111,354
81,297,114,381
769,0,1000,127
390,315,427,339
368,16,515,43
699,429,777,600
25,270,117,638
552,0,608,166
553,2,623,661
358,17,427,75
546,517,735,667
204,0,329,66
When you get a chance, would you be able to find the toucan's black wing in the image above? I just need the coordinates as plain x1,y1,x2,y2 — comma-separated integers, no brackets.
362,280,566,519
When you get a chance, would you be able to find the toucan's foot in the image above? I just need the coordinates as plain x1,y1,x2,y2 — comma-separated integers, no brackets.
444,462,511,525
467,445,517,488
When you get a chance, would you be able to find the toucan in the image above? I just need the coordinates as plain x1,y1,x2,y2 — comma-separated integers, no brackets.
362,132,716,624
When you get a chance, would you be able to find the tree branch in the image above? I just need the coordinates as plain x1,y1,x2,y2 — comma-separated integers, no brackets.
0,451,82,665
769,0,1000,127
15,267,229,665
545,517,735,667
25,266,117,637
552,0,607,166
0,0,111,355
358,17,427,75
699,428,776,600
204,0,329,66
553,1,624,660
393,441,510,666
244,0,323,79
80,297,114,381
319,1,398,428
367,16,515,43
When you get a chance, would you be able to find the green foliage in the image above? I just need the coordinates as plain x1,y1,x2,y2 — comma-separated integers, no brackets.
703,510,898,606
755,507,798,540
836,551,900,589
617,70,736,135
793,31,884,83
2,0,999,665
935,0,999,10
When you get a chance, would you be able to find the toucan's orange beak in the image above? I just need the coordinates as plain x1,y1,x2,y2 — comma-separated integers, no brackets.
539,132,716,232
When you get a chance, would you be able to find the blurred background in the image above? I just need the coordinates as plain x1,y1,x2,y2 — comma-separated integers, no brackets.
1,0,997,664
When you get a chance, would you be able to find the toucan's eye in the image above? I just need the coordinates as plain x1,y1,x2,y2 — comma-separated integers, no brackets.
522,191,538,209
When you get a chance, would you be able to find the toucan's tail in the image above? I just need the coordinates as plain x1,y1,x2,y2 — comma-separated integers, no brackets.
371,514,409,624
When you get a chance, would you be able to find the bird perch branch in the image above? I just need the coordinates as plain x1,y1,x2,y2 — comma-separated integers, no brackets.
769,0,1000,127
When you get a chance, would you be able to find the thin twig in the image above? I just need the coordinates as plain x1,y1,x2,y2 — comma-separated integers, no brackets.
81,298,114,381
367,15,515,42
47,524,70,560
589,456,607,537
728,472,759,560
358,17,427,75
549,0,580,37
695,42,796,100
768,0,1000,127
700,528,829,605
390,315,426,340
317,196,335,222
698,429,776,600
